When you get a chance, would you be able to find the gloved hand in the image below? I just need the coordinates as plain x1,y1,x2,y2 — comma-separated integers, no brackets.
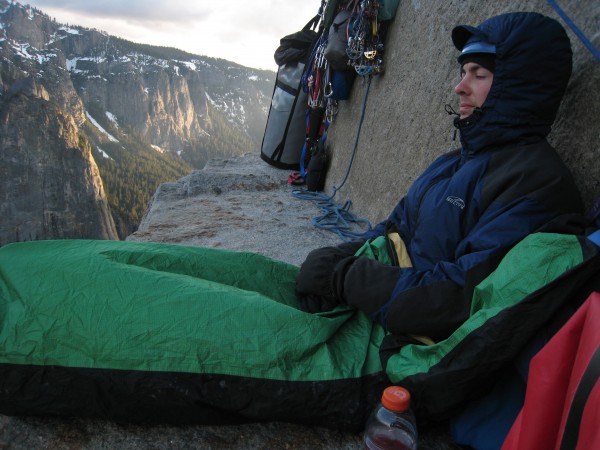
296,242,363,313
295,247,343,310
297,293,339,314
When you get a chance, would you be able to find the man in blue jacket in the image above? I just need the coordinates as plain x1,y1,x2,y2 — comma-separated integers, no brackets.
295,12,584,342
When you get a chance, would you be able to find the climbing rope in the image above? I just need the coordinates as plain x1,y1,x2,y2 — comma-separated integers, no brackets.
292,76,373,241
547,0,600,63
291,189,372,241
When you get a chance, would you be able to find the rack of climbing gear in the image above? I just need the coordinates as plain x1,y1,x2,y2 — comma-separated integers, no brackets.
297,0,396,182
288,0,399,240
302,0,393,120
346,0,387,77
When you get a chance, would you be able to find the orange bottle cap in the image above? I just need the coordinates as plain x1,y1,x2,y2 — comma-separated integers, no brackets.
381,386,410,412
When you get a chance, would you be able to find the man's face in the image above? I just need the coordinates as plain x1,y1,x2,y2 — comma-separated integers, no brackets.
454,62,494,119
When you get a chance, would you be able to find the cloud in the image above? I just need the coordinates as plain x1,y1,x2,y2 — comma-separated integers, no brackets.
29,0,320,30
29,0,210,22
25,0,324,70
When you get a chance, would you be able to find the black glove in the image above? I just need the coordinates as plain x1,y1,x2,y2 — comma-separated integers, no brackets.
297,293,340,314
295,247,343,309
296,241,363,313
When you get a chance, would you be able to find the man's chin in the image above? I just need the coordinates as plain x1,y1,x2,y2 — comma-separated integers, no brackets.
459,108,473,119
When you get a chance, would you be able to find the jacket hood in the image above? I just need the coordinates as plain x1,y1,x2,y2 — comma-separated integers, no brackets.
451,12,572,155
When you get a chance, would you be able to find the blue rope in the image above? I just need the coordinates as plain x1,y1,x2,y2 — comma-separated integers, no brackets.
330,75,371,197
547,0,600,62
292,76,374,242
291,189,372,241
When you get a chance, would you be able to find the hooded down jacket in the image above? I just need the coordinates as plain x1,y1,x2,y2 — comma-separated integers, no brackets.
336,12,583,341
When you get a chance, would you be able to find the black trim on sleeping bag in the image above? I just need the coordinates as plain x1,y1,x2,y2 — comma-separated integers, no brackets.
0,364,387,430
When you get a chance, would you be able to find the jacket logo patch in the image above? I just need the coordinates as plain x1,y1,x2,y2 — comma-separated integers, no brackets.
446,196,465,210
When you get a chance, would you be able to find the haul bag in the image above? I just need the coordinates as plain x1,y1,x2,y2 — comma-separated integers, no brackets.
261,16,318,170
260,62,309,170
0,240,386,430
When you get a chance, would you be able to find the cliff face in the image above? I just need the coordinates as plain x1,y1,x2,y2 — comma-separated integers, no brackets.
0,81,118,244
65,40,272,156
0,0,274,244
1,1,272,151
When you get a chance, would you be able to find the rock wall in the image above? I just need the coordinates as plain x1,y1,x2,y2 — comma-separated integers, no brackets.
325,0,600,225
0,90,118,244
0,0,278,244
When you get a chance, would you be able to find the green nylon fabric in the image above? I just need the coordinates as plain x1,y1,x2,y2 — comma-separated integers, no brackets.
0,240,384,381
354,236,394,265
0,233,583,386
385,233,585,382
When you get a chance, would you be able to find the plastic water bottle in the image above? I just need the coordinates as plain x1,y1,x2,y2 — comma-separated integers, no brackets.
362,386,418,450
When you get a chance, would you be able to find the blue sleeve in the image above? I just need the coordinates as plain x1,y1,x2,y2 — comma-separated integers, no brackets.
342,197,561,339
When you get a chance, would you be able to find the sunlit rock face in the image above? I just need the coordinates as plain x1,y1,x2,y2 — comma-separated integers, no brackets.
0,0,274,244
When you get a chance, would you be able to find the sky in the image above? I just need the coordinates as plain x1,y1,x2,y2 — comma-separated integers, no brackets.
23,0,324,71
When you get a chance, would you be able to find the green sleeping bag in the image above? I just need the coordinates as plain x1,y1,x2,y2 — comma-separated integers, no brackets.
0,239,387,429
2,233,599,428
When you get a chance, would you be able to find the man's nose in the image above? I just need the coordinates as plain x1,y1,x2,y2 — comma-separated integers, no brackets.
454,78,469,95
